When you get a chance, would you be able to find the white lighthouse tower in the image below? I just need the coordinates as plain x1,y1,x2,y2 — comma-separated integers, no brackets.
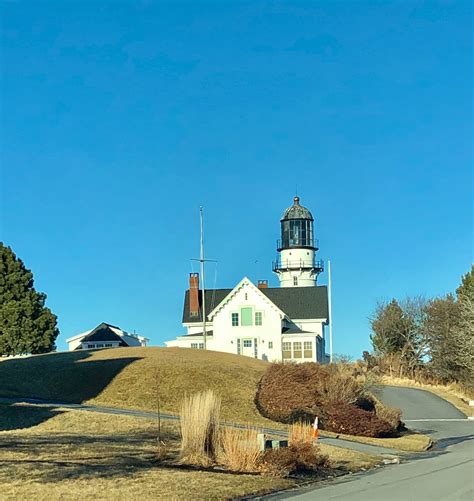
272,196,324,287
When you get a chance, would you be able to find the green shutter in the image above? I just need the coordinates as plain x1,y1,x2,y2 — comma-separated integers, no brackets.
241,307,253,326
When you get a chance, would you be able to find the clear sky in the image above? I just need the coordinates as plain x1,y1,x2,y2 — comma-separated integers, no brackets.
1,1,472,358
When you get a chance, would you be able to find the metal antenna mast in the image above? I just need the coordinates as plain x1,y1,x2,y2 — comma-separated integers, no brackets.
328,259,333,363
192,207,216,350
200,207,207,349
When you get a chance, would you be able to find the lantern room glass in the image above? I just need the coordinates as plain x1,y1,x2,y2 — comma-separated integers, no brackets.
281,219,314,248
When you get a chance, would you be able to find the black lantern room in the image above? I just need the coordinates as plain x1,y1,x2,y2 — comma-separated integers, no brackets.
277,196,318,251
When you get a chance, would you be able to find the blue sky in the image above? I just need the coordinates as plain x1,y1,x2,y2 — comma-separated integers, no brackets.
1,1,472,357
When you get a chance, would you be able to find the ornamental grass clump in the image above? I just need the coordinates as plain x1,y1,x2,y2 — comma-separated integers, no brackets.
179,390,221,465
220,426,261,472
288,421,314,447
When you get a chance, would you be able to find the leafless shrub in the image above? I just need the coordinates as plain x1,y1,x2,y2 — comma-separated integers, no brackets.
375,404,402,430
259,443,329,477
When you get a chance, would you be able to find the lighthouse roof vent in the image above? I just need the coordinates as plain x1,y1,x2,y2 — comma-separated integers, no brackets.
281,196,313,221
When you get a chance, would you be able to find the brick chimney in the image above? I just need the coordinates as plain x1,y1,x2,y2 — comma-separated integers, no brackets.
189,273,200,317
258,280,268,289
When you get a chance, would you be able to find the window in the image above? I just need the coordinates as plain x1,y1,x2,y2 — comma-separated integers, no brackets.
105,343,112,348
237,338,241,355
293,276,298,286
97,344,104,348
282,342,291,360
191,343,198,349
255,312,262,326
245,293,248,300
254,338,258,358
231,313,239,326
243,339,252,348
241,307,253,326
293,342,302,358
304,341,313,358
199,343,204,349
268,341,273,349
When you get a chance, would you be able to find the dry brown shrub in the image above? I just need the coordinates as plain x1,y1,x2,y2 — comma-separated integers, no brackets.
256,362,367,423
320,370,365,406
259,443,329,477
323,402,394,437
179,390,221,465
220,426,261,472
375,404,402,430
255,363,328,423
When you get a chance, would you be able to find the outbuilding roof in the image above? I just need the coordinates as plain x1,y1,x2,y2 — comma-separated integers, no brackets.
77,322,127,347
182,286,328,323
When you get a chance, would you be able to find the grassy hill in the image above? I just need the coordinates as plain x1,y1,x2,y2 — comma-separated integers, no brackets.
0,347,273,425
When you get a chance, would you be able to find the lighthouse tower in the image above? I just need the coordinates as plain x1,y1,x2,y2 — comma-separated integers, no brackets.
272,196,324,287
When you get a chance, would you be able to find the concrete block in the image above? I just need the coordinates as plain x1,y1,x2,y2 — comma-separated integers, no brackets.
257,433,288,451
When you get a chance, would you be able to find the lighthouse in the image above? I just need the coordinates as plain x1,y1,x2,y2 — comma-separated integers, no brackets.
272,196,324,287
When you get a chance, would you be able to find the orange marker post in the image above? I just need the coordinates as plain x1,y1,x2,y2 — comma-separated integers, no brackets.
312,416,319,443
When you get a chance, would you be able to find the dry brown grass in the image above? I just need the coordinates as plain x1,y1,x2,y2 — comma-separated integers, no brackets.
0,403,386,498
179,390,221,465
318,443,381,472
288,421,314,446
321,429,432,452
0,347,279,427
380,375,473,417
0,404,293,500
220,426,261,472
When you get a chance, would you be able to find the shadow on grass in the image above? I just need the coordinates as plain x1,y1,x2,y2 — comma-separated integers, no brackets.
0,428,218,484
0,351,142,430
0,404,65,432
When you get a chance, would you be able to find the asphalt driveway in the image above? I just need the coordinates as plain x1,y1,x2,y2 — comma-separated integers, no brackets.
275,386,474,501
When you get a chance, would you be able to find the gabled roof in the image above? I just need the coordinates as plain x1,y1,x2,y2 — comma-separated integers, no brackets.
208,277,286,320
79,323,127,345
182,284,328,323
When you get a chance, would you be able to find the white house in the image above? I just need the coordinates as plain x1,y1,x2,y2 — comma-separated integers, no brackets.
165,196,329,363
66,322,149,351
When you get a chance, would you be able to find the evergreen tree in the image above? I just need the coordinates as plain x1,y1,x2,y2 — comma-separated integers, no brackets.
424,294,461,382
0,243,59,355
370,299,411,355
456,265,474,300
452,266,474,389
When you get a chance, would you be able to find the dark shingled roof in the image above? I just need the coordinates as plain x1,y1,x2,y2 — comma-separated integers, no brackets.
182,286,328,323
78,322,128,346
282,326,312,334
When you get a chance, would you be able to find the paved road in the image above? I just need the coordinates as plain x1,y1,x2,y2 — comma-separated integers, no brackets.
276,386,474,501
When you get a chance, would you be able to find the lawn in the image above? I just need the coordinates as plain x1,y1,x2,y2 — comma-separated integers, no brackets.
0,404,292,500
0,347,276,426
0,348,435,453
320,430,432,452
0,404,382,500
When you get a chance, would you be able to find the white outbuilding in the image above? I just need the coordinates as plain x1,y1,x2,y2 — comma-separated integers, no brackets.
165,197,330,363
66,322,149,351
